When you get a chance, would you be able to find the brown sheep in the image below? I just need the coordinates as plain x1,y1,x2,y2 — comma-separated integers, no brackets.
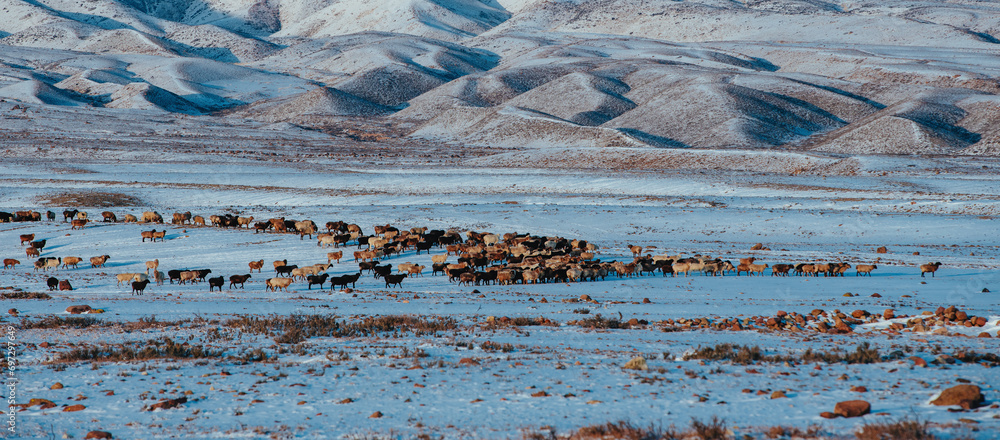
627,244,643,257
739,257,756,266
101,211,117,222
122,214,138,223
58,280,72,291
90,255,110,268
248,259,264,273
327,251,343,264
265,277,293,292
237,216,254,229
154,270,166,286
145,259,159,273
178,271,199,284
19,233,34,246
229,274,251,289
3,259,18,269
272,259,287,271
70,219,88,230
116,273,139,286
152,230,166,242
141,230,157,242
25,248,39,258
61,256,83,269
748,263,769,276
920,262,942,278
192,216,206,226
142,211,163,223
856,264,877,277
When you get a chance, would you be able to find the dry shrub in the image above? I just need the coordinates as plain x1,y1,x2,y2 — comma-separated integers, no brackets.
20,316,101,329
856,417,936,440
2,291,51,300
480,341,514,352
227,314,457,342
573,315,625,329
766,425,822,439
53,337,224,363
684,343,884,365
40,191,144,207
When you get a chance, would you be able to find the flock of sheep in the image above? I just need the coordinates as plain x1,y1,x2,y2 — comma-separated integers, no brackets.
1,208,946,294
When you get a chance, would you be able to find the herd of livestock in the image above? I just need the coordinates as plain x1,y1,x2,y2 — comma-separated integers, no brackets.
1,208,946,294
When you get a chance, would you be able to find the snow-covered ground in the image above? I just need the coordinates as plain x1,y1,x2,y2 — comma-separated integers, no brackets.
1,140,998,438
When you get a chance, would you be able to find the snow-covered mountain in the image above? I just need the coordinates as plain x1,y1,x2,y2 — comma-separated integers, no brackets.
3,0,1000,154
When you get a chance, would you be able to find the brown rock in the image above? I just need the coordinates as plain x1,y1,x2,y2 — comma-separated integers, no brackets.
579,294,592,302
338,398,353,404
834,400,871,418
531,391,549,397
39,342,49,348
851,386,868,393
975,317,987,326
770,391,787,399
84,431,113,440
931,385,984,409
871,293,882,298
956,311,968,321
7,309,17,316
642,298,651,304
147,397,187,411
51,382,63,390
909,356,928,368
63,404,86,412
458,358,480,366
819,411,839,419
978,332,992,338
369,411,383,418
776,310,788,317
66,305,92,314
851,310,868,319
626,318,639,326
875,246,887,254
883,309,894,319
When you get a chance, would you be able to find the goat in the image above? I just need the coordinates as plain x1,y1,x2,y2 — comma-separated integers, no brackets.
229,274,251,289
192,215,206,226
627,244,643,257
373,264,393,279
63,210,79,222
154,270,165,286
330,272,361,290
248,259,264,273
178,271,199,284
76,212,87,220
101,211,117,222
58,280,72,291
145,259,159,274
920,262,942,278
275,265,298,277
122,214,138,223
208,276,225,292
47,277,59,291
61,256,83,269
42,258,61,271
3,259,19,269
132,279,150,295
19,234,34,246
771,264,793,277
235,216,254,229
265,277,293,292
327,251,343,264
273,260,287,271
90,255,110,268
384,273,407,288
30,239,46,250
133,273,149,283
856,264,877,277
25,248,39,258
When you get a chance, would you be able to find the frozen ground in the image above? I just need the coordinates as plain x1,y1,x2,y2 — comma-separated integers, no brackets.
0,131,998,439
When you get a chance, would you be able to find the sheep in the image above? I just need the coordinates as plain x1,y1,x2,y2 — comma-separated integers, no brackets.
317,235,337,247
272,260,287,271
307,273,329,290
132,279,150,295
141,230,157,242
117,273,138,286
248,259,264,273
33,260,45,272
771,264,793,277
76,212,87,220
265,277,293,292
172,212,188,225
101,211,117,222
25,248,39,258
195,269,212,281
46,277,59,291
813,263,831,276
483,234,499,246
46,211,55,221
253,221,271,233
373,264,393,279
70,219,88,230
19,233,34,246
61,256,83,269
43,258,61,271
142,211,163,223
290,267,309,280
331,272,361,290
739,257,756,266
30,239,46,250
192,216,206,226
431,254,448,264
133,273,149,283
672,262,692,277
627,244,643,257
327,251,343,264
154,270,165,286
152,230,166,242
457,272,475,286
145,259,159,274
831,263,851,277
406,265,425,277
384,273,407,288
229,274,251,289
920,262,942,278
90,255,110,268
749,263,769,276
62,210,79,222
208,276,225,292
178,271,199,284
269,218,287,233
58,280,72,291
122,214,138,223
237,216,254,229
3,259,19,269
736,263,751,276
276,265,298,277
856,264,877,277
